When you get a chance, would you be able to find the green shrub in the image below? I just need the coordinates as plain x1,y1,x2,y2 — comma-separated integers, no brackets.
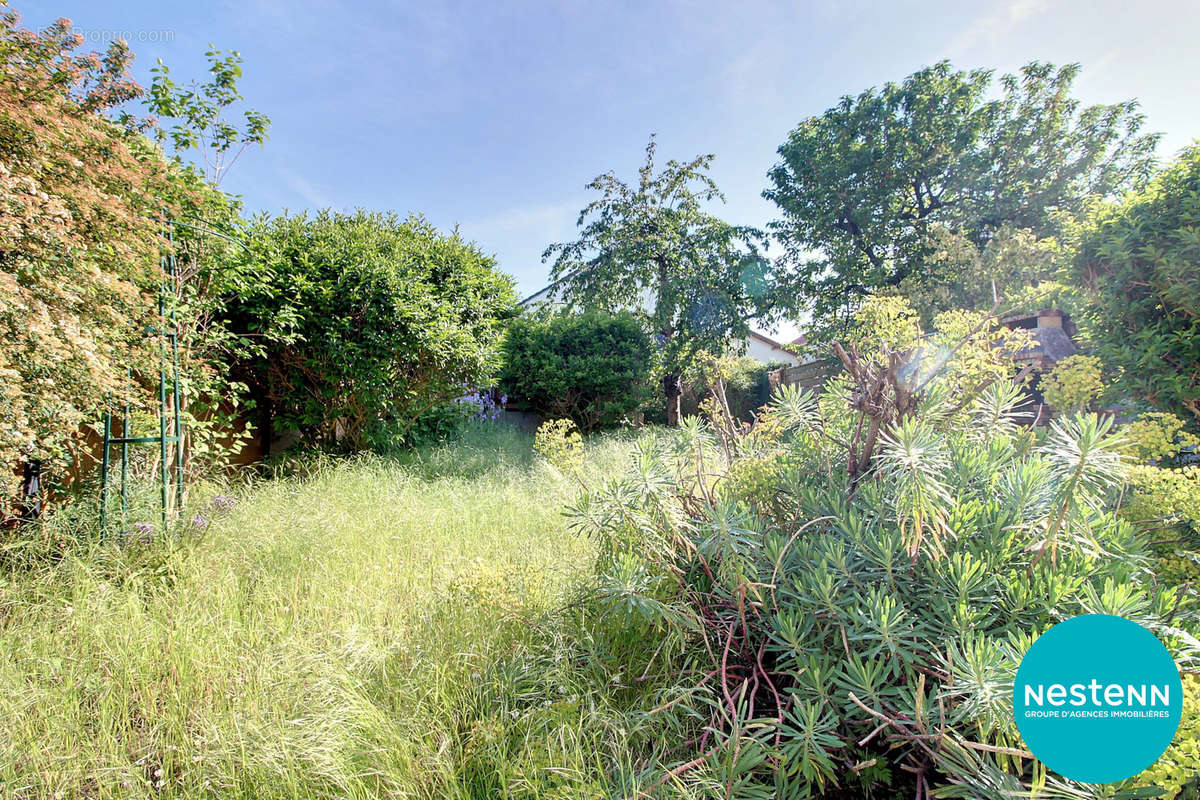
1070,144,1200,426
1122,412,1200,464
225,210,515,450
812,296,1034,414
720,449,798,514
567,374,1194,796
1137,674,1200,798
1116,412,1200,587
500,310,653,432
1039,354,1106,413
533,418,585,474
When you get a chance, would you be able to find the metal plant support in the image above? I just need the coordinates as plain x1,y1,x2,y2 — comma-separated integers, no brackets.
99,220,184,538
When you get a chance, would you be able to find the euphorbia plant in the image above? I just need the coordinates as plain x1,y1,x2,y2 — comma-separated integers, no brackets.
565,339,1193,798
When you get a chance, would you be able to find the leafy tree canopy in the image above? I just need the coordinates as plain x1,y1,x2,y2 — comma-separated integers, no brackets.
543,136,776,424
146,47,270,186
765,60,1160,324
1070,144,1200,425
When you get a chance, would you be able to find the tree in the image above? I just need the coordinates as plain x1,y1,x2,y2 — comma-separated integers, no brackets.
544,136,775,425
892,225,1066,325
765,61,1160,325
1070,145,1200,425
500,310,653,431
146,48,270,185
225,210,515,449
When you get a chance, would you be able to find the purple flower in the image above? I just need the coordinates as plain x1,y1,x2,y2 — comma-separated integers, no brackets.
209,495,235,514
189,514,210,532
131,521,155,543
454,386,503,421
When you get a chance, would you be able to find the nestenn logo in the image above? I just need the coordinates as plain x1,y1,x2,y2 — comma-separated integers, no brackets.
1012,614,1182,783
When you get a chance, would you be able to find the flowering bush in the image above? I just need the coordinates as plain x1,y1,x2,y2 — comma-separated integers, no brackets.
1137,674,1200,797
454,388,504,422
0,11,273,508
1122,412,1200,463
0,11,172,499
533,419,584,474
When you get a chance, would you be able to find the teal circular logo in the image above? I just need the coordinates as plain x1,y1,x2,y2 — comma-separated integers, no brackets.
1013,614,1182,783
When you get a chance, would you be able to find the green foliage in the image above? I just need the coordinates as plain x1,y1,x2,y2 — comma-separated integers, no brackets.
1124,466,1200,534
722,358,777,421
842,295,920,359
895,226,1068,324
0,12,181,499
1119,414,1200,589
0,9,275,499
146,47,270,185
501,310,653,431
766,60,1159,325
1122,412,1200,464
685,355,777,424
543,135,776,423
224,210,515,450
567,363,1191,796
720,450,798,512
1070,144,1200,426
929,307,1035,402
1137,674,1200,798
140,43,273,469
829,296,1034,413
1040,354,1106,413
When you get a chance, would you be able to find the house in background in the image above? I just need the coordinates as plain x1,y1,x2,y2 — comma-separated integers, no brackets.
745,331,803,366
518,281,804,367
1002,308,1081,424
1002,309,1079,372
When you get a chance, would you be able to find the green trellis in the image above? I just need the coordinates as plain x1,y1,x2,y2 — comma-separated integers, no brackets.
94,216,249,538
99,219,183,538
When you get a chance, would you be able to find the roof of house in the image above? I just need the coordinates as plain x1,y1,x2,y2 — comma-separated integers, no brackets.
1004,310,1079,365
1016,327,1079,363
747,331,792,351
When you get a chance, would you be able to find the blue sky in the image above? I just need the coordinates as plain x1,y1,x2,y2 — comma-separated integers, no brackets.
13,0,1200,336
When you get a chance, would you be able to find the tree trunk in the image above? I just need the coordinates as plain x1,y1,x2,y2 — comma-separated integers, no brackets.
663,373,682,427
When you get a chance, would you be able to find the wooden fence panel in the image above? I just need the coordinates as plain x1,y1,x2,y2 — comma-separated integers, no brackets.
769,362,835,393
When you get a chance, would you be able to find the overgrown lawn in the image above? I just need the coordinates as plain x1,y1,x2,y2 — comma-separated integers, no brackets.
0,425,642,799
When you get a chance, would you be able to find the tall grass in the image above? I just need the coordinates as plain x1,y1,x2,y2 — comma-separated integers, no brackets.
0,423,653,799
